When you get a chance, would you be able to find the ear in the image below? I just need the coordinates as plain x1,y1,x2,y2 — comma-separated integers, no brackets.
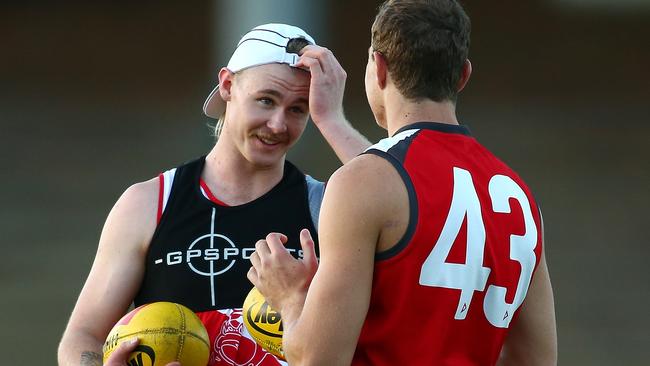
457,59,472,93
218,67,235,101
373,51,388,90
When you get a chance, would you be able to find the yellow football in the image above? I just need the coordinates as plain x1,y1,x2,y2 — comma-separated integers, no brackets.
102,302,210,366
242,287,285,360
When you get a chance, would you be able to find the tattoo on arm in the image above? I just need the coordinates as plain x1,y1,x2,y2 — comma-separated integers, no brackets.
80,351,102,366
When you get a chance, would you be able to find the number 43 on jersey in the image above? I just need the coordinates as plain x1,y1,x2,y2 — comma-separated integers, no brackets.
419,167,538,328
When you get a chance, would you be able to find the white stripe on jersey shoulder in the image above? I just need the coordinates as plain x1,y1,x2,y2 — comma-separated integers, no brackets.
365,128,419,153
161,168,177,213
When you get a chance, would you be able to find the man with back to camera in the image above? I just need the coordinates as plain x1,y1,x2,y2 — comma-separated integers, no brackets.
58,23,371,366
249,1,558,365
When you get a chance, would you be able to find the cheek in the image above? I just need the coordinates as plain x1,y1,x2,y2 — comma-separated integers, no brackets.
238,104,269,129
364,62,373,87
287,117,309,141
364,69,374,101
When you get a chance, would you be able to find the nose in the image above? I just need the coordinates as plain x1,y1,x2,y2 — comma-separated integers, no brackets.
266,110,288,134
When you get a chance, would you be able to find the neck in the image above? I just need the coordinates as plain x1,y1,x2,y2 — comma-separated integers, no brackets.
382,88,459,136
203,139,285,206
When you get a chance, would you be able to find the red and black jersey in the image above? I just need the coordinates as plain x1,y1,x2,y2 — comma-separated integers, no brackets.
354,122,543,366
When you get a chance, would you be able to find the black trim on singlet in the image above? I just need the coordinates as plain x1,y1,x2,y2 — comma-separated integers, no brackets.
368,149,419,261
394,121,472,137
363,129,421,261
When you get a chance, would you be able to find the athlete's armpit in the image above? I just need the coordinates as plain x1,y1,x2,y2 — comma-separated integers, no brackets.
80,351,102,366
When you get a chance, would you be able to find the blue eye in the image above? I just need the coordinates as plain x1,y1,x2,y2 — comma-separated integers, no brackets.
258,97,273,106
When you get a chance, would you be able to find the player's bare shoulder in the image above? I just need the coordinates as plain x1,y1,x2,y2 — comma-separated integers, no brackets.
326,154,410,251
100,177,159,252
118,177,159,213
328,154,399,199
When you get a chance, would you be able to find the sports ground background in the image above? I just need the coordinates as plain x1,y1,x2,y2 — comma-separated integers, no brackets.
1,1,648,364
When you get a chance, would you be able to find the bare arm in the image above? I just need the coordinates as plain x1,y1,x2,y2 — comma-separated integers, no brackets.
313,114,370,164
297,45,371,163
250,155,402,365
58,179,158,366
498,218,557,366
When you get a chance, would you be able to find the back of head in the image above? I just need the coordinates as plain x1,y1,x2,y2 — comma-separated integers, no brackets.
371,0,470,103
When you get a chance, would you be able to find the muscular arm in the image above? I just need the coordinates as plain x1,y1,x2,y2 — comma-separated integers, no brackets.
313,114,371,164
498,218,557,366
58,179,158,366
250,155,405,366
297,45,371,163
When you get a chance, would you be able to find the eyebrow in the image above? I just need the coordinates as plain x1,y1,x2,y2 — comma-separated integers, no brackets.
259,89,309,106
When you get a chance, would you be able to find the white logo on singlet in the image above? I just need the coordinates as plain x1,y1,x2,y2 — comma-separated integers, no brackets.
153,208,304,307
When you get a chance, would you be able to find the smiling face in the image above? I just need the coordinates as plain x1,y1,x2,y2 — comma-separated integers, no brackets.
219,63,311,169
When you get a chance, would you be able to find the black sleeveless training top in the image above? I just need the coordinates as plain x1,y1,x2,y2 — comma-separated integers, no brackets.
134,156,320,312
